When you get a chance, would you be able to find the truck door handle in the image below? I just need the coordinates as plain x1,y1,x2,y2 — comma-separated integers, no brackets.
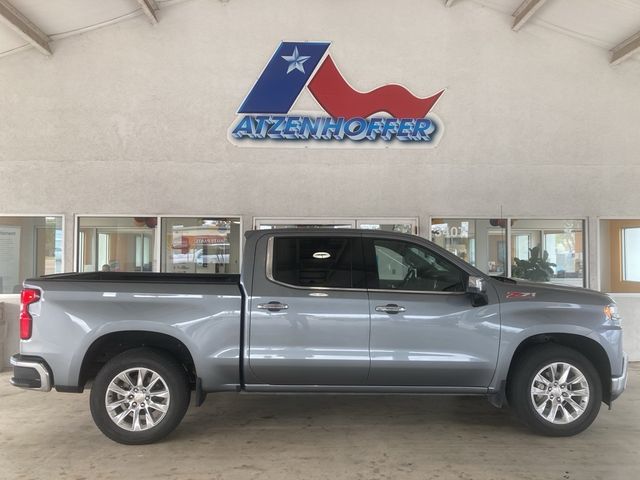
257,301,289,312
375,304,406,314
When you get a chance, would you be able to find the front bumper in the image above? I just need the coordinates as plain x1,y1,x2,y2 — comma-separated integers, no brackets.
611,353,629,402
10,355,52,392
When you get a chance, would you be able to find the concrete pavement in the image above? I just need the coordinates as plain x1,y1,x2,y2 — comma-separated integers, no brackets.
1,366,638,480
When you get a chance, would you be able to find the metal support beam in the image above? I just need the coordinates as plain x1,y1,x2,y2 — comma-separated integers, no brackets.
444,0,456,6
137,0,159,24
0,0,51,55
610,30,640,65
512,0,549,32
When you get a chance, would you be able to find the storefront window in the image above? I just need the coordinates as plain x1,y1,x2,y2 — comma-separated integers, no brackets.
600,219,640,293
161,217,241,274
355,220,416,234
431,218,507,276
257,222,353,229
254,218,417,234
77,217,156,272
0,216,63,293
623,227,640,282
510,219,584,287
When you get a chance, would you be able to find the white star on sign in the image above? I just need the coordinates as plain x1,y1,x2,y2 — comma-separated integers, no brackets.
282,47,311,74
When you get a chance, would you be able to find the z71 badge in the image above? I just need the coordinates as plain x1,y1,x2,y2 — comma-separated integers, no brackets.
505,291,537,299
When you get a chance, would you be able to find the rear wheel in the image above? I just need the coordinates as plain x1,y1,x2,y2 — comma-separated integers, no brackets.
90,348,190,444
509,344,602,436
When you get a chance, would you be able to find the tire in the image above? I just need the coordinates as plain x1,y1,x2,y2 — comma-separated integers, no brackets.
508,344,602,436
90,348,190,444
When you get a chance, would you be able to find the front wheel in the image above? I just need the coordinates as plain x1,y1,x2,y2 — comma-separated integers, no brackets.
509,344,602,436
90,348,190,444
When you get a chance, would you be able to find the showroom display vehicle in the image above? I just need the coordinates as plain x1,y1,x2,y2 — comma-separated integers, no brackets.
10,229,628,444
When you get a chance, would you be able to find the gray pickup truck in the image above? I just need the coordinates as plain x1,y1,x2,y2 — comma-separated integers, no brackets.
10,229,628,444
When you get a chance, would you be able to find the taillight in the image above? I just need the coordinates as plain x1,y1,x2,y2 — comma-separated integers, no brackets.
20,288,40,340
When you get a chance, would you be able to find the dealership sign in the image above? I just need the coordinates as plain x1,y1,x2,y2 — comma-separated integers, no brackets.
228,42,444,147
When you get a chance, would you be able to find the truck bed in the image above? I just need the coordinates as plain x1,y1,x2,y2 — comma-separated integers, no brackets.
21,271,244,391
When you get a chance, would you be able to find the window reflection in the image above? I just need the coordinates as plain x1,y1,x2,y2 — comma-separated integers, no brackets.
432,218,585,286
255,218,417,234
161,218,240,274
431,219,506,276
78,217,156,272
372,238,465,292
357,222,415,234
258,223,353,229
510,219,584,287
0,216,63,293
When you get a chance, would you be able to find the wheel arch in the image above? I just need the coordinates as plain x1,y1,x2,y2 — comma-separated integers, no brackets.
505,333,612,405
78,331,197,391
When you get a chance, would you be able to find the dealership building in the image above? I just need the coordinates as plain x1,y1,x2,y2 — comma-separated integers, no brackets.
0,0,639,366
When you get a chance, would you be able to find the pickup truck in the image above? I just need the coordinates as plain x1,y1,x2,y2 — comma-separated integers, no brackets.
10,229,628,444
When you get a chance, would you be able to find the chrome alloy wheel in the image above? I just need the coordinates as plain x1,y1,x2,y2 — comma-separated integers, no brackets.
530,362,590,425
105,368,170,432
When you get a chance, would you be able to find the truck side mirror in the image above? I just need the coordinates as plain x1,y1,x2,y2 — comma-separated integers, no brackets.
466,276,488,306
466,276,486,294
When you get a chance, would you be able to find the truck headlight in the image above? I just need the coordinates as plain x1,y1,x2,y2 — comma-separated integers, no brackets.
604,304,622,327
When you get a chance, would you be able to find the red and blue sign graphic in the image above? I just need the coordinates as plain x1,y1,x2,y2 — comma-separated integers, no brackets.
230,42,445,145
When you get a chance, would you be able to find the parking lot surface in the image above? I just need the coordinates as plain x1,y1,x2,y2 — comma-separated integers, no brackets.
1,365,638,480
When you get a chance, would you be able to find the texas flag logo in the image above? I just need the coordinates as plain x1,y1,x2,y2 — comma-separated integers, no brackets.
229,42,445,147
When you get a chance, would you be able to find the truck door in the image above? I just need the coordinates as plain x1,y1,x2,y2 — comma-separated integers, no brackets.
363,236,500,387
247,233,370,385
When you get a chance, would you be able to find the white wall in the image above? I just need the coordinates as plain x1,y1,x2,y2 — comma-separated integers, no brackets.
0,0,639,361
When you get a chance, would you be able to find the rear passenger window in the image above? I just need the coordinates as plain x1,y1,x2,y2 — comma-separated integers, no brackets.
272,237,361,288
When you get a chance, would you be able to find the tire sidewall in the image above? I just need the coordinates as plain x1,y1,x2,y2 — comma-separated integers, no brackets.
512,345,602,436
90,348,190,445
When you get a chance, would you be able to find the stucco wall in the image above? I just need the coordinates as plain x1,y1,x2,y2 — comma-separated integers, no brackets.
0,1,639,232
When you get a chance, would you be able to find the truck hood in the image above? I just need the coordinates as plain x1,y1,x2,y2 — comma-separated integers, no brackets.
489,277,613,305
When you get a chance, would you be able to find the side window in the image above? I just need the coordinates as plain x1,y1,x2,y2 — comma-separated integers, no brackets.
371,239,466,292
376,245,409,282
272,237,361,288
